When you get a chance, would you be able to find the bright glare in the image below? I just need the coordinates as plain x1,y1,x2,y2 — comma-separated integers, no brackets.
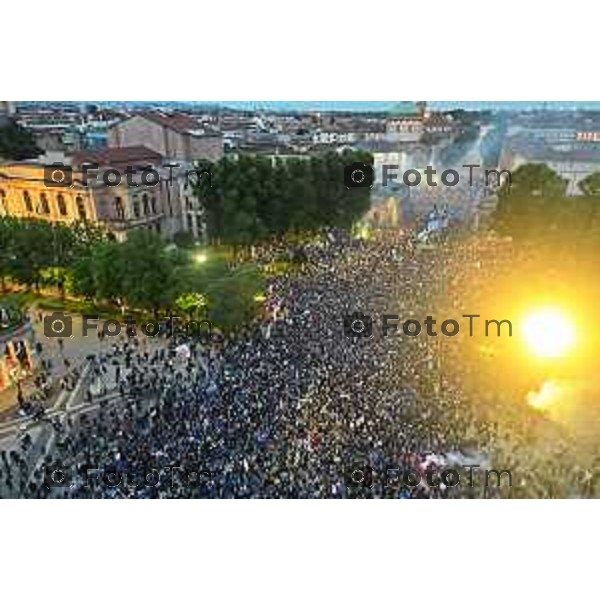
527,380,561,410
522,308,576,359
194,252,208,264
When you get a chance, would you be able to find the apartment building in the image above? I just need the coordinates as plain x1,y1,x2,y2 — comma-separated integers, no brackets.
108,112,224,163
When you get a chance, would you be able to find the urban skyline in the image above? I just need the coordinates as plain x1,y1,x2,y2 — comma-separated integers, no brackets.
15,100,600,113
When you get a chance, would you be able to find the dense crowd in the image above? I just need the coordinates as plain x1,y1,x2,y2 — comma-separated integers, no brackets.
1,228,598,498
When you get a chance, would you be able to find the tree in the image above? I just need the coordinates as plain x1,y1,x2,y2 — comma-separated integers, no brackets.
86,242,125,303
0,217,19,291
0,216,109,293
7,219,53,289
118,230,178,309
68,255,97,298
0,120,41,160
204,264,264,331
193,151,373,243
497,163,567,200
175,292,207,317
173,230,196,248
69,230,178,309
579,172,600,196
493,163,568,238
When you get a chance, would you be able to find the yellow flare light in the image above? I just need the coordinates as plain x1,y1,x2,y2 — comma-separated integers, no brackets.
527,380,562,410
522,308,576,359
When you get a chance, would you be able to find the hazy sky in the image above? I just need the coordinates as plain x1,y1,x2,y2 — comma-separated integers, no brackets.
181,101,600,112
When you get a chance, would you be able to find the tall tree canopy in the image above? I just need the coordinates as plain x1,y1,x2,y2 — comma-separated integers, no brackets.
0,120,41,160
493,163,569,238
193,150,372,244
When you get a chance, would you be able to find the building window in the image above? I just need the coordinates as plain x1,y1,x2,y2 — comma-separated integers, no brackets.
57,194,67,216
133,201,140,218
39,193,50,215
114,196,125,220
76,196,86,220
196,214,203,233
23,191,33,212
186,214,193,231
151,196,157,214
142,193,149,215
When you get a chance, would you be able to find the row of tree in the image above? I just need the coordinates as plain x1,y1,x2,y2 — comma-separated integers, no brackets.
74,233,263,329
0,218,264,330
193,150,372,244
0,217,107,293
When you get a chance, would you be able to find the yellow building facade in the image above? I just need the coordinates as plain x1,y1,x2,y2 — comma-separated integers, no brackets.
0,146,187,240
0,163,97,224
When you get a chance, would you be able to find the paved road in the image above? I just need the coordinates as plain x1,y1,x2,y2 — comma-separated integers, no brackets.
0,325,208,496
0,359,93,498
0,312,161,417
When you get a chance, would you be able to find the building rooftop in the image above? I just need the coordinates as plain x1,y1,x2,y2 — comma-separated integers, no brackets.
355,140,404,153
507,135,600,164
137,111,199,133
68,145,163,168
111,111,221,138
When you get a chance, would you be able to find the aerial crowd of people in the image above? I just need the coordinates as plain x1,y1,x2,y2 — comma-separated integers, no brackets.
0,225,598,498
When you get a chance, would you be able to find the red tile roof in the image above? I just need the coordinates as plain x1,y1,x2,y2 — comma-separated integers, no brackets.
68,145,163,167
136,111,200,134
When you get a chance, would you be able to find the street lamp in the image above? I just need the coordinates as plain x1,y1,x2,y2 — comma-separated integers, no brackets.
194,252,208,265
